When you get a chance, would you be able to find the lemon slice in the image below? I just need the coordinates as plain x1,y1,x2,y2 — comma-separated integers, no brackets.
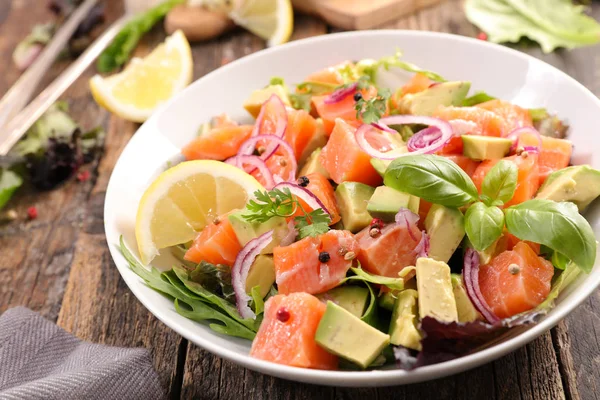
90,30,193,123
229,0,293,47
135,160,264,264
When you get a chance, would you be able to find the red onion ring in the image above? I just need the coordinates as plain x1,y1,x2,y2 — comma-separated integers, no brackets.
413,232,430,258
325,82,357,104
371,121,398,134
251,94,288,138
395,208,420,241
521,146,540,154
273,182,331,219
237,135,298,182
407,127,444,154
232,230,274,319
506,126,542,151
462,248,500,324
225,155,275,189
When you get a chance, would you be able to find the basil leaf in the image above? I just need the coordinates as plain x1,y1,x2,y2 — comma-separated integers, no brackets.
481,160,518,205
505,200,597,273
384,154,479,207
465,202,505,251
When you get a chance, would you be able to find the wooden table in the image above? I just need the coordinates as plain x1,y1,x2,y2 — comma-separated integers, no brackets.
1,1,599,398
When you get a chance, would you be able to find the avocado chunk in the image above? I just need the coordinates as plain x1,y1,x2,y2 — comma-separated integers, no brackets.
398,81,471,116
415,257,458,322
299,147,329,178
462,136,513,160
367,186,420,222
317,286,370,318
315,301,390,368
228,211,287,253
389,289,422,350
425,204,465,263
245,255,275,298
378,292,396,311
299,118,328,166
243,85,291,118
536,165,600,211
451,274,482,323
335,182,375,232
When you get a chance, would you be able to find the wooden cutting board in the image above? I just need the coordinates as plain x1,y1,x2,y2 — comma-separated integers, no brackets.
292,0,444,30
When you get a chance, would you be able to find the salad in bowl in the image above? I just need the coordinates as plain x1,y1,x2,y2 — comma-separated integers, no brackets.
121,52,599,372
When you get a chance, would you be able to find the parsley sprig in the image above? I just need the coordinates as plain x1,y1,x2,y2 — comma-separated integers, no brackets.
244,188,330,239
355,87,391,124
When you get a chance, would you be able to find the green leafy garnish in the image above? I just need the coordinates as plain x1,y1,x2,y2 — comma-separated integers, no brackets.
464,202,505,251
182,261,235,303
250,286,265,315
289,81,338,112
97,0,185,73
465,0,600,53
269,77,285,86
289,93,312,112
358,51,447,83
344,266,410,291
480,160,518,206
295,208,331,239
355,88,391,124
537,262,582,310
384,154,479,207
505,200,597,273
462,92,496,107
0,170,23,210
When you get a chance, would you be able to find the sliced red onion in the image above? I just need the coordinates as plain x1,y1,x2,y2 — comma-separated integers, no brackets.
226,155,275,189
251,94,288,138
273,182,331,219
232,230,274,319
413,232,430,258
521,146,540,154
371,121,398,134
395,208,420,241
462,248,500,324
279,219,298,247
237,135,297,182
324,82,357,104
506,126,542,151
407,127,444,154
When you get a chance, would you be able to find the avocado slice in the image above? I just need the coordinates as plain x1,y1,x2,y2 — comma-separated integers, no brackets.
462,136,513,160
398,81,471,116
536,165,600,211
317,286,370,318
315,301,390,368
425,204,466,263
335,182,375,232
367,186,420,222
298,118,328,166
228,211,287,253
298,147,329,178
243,85,291,118
388,289,422,350
451,274,482,323
415,257,458,322
245,255,276,298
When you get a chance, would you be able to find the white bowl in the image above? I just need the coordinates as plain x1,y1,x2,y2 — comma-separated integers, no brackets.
104,30,600,387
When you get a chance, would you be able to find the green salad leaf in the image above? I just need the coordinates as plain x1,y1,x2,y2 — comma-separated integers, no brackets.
465,202,505,251
537,262,582,310
384,154,479,207
480,160,518,205
505,200,597,273
178,261,235,303
0,170,23,210
358,52,447,83
344,266,410,291
250,286,265,315
465,0,600,53
462,92,496,107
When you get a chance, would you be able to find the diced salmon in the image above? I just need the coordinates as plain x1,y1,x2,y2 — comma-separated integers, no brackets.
518,133,572,185
471,154,540,207
442,154,480,177
504,231,541,255
181,125,253,161
479,242,554,318
273,230,359,295
312,87,378,135
356,223,422,278
433,106,507,137
285,108,320,161
477,99,533,131
320,119,383,186
184,217,241,267
305,62,351,86
389,73,433,111
303,173,341,225
250,292,338,369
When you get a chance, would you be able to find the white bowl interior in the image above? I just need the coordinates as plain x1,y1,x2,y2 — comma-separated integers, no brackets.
104,31,600,386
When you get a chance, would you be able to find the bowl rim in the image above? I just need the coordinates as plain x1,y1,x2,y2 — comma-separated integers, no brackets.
104,29,600,387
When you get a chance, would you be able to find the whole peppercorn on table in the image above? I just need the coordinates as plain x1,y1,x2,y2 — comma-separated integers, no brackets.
0,0,599,398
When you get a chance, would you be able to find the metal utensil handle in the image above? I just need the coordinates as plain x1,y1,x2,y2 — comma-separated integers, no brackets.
0,15,129,156
0,0,99,131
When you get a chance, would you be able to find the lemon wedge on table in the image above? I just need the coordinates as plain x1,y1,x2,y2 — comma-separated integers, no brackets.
90,30,193,123
135,160,264,265
230,0,294,47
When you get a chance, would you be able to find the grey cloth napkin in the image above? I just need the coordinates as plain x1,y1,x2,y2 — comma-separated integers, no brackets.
0,307,165,400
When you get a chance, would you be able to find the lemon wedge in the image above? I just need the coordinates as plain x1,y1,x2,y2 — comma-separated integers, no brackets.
135,160,264,264
230,0,294,47
90,30,193,123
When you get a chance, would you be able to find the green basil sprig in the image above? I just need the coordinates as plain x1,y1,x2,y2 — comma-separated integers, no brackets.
505,200,597,273
465,202,505,251
480,160,518,206
384,154,479,207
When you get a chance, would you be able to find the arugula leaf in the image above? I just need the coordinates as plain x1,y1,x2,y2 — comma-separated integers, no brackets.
0,169,23,210
344,266,409,291
462,92,496,107
97,0,185,73
184,261,235,303
384,154,479,207
480,160,518,205
505,200,597,273
465,202,505,251
464,0,600,53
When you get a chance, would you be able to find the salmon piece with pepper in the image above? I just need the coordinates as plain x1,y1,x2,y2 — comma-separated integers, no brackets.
477,99,533,131
518,133,572,185
433,106,508,137
302,173,341,225
250,292,338,369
